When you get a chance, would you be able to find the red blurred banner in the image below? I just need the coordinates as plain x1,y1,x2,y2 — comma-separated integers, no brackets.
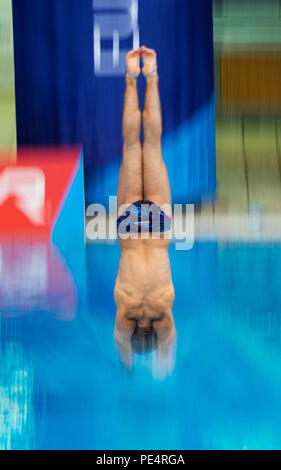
0,147,81,236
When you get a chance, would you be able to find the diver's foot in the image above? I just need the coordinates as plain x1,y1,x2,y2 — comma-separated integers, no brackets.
126,48,141,80
141,46,158,79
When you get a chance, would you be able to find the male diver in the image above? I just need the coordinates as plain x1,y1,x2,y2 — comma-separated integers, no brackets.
114,47,175,370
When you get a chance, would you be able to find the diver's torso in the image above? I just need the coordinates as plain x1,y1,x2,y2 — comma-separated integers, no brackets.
115,242,175,314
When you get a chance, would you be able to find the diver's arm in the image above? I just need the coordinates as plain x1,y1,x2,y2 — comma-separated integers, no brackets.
114,302,136,370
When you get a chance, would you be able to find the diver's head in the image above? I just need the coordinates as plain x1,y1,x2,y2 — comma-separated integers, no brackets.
131,322,157,354
114,306,174,366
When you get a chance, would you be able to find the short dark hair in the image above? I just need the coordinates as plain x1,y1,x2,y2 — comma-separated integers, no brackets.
131,328,157,354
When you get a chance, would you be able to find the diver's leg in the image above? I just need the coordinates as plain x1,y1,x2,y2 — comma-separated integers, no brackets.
117,49,143,213
142,47,171,215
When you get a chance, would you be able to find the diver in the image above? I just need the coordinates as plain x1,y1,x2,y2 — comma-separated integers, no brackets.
114,47,175,371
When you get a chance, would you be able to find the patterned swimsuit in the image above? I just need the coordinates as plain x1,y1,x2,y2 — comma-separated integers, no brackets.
117,200,171,234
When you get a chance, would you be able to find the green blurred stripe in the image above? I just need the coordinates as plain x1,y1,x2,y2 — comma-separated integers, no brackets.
0,0,16,158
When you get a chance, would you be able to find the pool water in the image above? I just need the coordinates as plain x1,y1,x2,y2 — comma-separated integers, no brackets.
1,241,281,450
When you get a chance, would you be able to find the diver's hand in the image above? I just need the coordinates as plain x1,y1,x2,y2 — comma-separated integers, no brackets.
114,309,136,370
153,313,176,379
114,328,133,370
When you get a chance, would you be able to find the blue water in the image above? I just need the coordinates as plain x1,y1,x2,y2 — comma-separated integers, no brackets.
1,241,281,450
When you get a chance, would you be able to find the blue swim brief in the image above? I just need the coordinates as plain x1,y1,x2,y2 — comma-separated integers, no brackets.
117,200,171,234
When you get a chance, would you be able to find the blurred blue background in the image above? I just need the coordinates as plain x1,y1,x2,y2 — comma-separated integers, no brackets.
12,0,216,206
1,241,281,450
1,0,281,451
